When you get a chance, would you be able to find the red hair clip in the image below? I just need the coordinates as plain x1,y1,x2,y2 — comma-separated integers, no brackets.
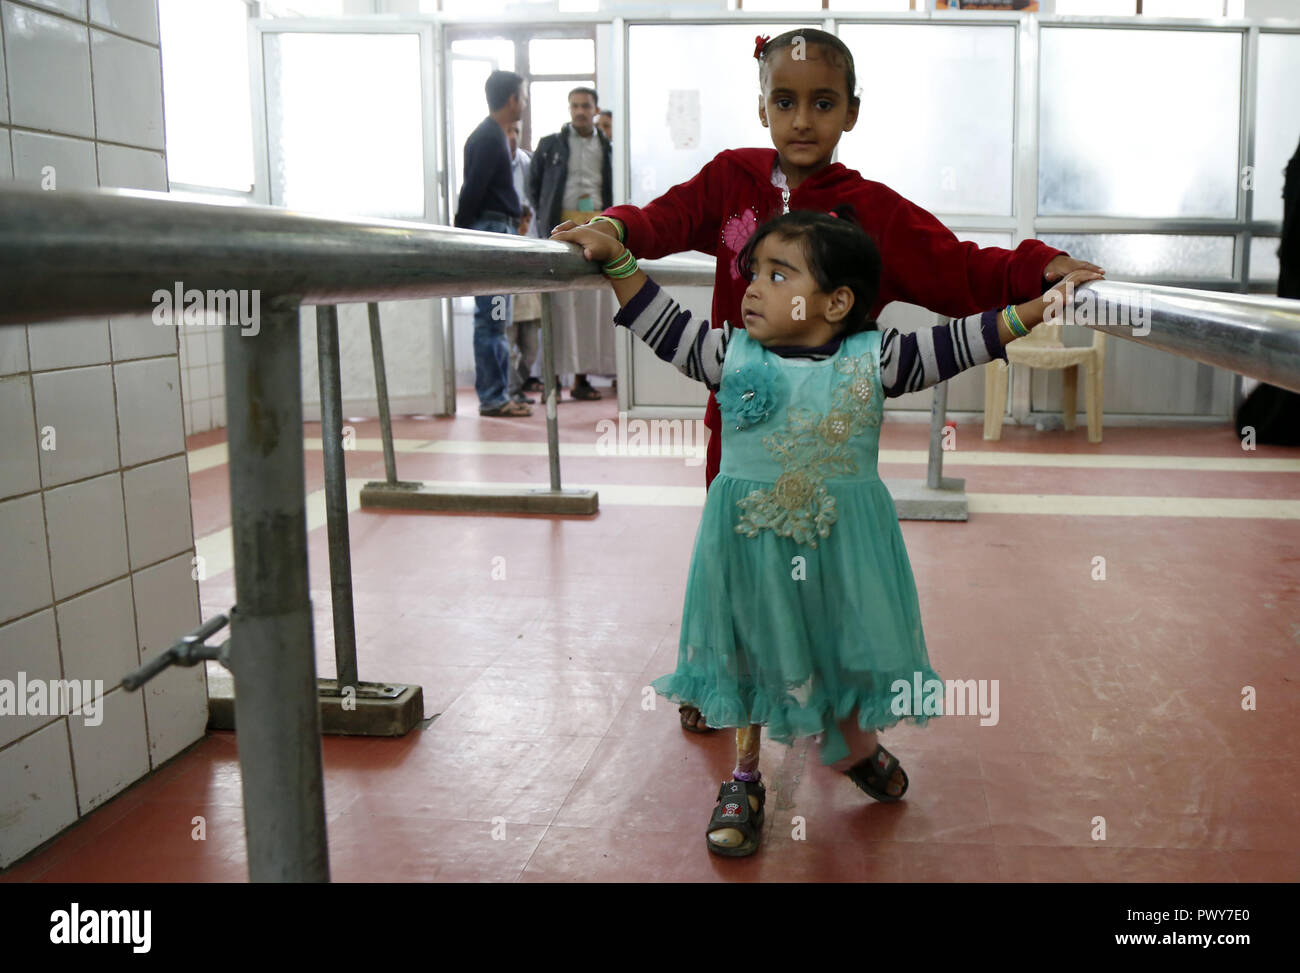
753,34,770,60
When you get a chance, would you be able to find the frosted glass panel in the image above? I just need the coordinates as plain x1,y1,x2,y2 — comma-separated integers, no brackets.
1142,0,1224,15
265,33,424,220
529,38,593,75
829,0,911,10
1254,33,1300,224
159,0,254,191
1039,234,1234,278
451,39,514,71
837,24,1015,216
627,23,789,206
1250,236,1280,283
742,0,822,10
1039,28,1240,218
1055,0,1136,13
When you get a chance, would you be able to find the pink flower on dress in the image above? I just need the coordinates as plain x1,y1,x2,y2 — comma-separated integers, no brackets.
722,208,759,280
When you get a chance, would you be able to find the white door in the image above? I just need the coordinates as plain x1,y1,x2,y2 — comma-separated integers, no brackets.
250,18,451,418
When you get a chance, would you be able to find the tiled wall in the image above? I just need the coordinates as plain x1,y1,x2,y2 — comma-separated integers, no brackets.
0,0,207,869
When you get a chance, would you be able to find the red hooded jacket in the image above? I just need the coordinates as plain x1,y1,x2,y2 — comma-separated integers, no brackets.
601,147,1066,485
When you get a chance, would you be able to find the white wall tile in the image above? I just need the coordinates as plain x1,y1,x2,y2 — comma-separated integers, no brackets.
55,576,137,688
0,130,11,179
130,552,198,661
32,364,120,487
190,396,211,434
0,38,8,122
114,356,183,466
208,362,225,399
0,324,28,374
27,317,110,370
23,0,87,17
184,329,207,367
11,130,97,189
97,142,165,191
210,397,226,430
204,328,223,363
0,718,79,869
182,398,193,437
0,375,40,499
0,609,61,749
130,552,204,766
2,3,94,139
110,314,176,360
44,471,128,600
89,29,163,150
68,686,148,814
0,494,53,623
122,455,192,569
141,661,205,767
89,0,157,45
185,363,209,401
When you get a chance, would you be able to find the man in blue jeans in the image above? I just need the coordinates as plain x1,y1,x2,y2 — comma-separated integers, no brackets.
455,70,531,417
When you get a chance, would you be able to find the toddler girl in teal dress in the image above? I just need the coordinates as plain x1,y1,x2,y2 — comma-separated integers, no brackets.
555,207,1101,857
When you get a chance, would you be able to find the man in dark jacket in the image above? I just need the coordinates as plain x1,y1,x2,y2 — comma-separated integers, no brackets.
455,70,531,417
1235,135,1300,446
528,87,615,400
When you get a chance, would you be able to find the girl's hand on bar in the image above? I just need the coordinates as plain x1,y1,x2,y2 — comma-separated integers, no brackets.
551,224,624,264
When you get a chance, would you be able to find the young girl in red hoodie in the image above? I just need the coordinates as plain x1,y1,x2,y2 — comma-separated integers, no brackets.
552,30,1099,728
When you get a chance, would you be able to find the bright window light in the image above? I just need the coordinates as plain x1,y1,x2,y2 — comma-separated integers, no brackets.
158,0,255,192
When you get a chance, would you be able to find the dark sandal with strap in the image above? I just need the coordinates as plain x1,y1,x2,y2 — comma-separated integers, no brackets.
706,779,766,857
844,743,909,803
679,704,717,734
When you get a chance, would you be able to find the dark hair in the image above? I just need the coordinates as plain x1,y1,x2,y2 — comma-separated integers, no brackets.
486,70,524,111
756,28,859,107
568,86,599,107
736,207,881,336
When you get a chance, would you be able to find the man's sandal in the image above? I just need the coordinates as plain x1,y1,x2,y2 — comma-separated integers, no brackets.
679,704,717,734
706,779,766,857
844,743,909,803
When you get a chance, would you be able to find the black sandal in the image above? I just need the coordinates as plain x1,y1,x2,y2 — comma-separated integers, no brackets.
679,704,717,734
844,743,909,803
706,779,766,857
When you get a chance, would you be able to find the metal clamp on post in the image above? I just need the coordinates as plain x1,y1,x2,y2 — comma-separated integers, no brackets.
121,614,231,691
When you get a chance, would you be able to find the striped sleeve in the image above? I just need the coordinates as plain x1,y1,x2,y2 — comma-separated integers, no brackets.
879,311,1009,398
611,276,729,390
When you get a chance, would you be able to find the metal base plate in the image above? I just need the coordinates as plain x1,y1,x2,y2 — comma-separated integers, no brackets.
360,480,598,515
207,670,424,737
881,476,969,521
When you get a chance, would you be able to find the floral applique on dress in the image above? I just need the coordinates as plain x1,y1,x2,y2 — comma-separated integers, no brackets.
721,208,758,281
733,351,882,549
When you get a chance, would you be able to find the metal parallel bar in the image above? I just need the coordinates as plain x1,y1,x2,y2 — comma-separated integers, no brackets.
224,303,329,883
366,302,399,485
5,188,1300,394
539,293,561,493
316,305,360,694
1075,280,1300,396
927,380,948,491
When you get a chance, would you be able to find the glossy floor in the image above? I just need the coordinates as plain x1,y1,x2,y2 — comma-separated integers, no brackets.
5,392,1299,882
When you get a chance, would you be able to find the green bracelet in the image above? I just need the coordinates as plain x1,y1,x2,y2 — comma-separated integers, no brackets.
1004,304,1029,338
589,215,625,243
603,249,638,279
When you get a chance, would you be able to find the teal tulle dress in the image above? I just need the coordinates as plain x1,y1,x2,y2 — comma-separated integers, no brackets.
651,328,943,765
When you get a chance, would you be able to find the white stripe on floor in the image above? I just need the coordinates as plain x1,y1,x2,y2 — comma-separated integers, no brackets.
187,438,1300,475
